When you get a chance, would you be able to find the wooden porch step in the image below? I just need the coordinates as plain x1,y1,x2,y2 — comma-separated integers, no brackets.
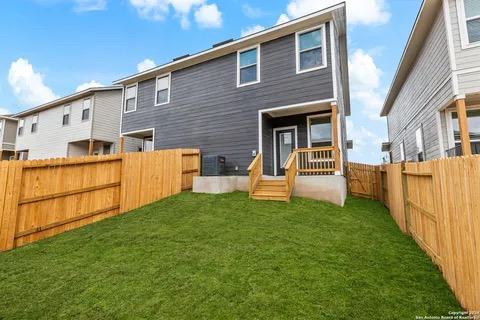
255,185,286,192
251,194,287,202
253,190,287,197
258,180,286,186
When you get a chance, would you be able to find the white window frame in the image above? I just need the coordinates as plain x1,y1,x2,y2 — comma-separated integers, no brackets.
237,45,261,88
31,114,39,133
400,141,406,161
446,104,480,148
124,83,138,114
63,105,71,126
306,113,333,148
18,118,25,136
457,0,480,49
273,126,298,176
155,73,171,106
296,24,328,74
0,120,3,137
415,126,426,162
82,98,91,122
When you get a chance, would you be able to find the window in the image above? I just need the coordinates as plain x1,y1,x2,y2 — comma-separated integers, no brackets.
451,108,480,154
463,0,480,44
416,126,426,162
63,105,70,126
308,115,332,148
296,26,326,73
400,142,406,161
238,46,260,86
0,121,3,136
18,119,24,136
82,99,90,121
125,85,137,113
103,144,111,155
31,114,38,133
155,75,170,105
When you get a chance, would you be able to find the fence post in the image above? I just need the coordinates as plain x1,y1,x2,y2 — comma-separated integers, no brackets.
346,162,351,195
379,167,385,205
1,161,24,251
401,162,411,235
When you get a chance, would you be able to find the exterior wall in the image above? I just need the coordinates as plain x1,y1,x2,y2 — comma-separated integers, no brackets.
388,7,453,162
449,0,480,74
15,96,93,159
122,23,335,175
92,90,122,153
3,119,17,150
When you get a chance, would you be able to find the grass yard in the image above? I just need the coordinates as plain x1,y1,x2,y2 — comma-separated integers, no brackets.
0,192,461,319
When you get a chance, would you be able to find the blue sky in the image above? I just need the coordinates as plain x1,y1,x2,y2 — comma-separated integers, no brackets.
0,0,421,164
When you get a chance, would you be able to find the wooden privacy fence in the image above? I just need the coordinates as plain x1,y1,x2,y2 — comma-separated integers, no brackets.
347,158,480,312
0,149,200,253
347,162,381,200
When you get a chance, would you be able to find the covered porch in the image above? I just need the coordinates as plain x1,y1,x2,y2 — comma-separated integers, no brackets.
249,100,344,203
445,94,480,157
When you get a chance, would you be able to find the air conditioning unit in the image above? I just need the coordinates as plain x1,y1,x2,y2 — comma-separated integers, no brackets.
202,155,226,176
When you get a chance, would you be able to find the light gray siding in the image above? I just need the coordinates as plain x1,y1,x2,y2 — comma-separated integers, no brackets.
122,24,336,175
15,96,93,159
92,90,123,152
388,7,453,162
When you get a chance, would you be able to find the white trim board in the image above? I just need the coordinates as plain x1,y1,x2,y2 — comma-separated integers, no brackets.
273,126,298,176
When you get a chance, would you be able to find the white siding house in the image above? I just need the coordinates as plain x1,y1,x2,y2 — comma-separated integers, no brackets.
14,87,134,160
382,0,480,162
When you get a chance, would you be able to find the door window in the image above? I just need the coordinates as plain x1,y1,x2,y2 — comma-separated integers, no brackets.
279,132,292,168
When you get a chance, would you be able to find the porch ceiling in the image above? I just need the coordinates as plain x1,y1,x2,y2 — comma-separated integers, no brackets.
261,100,334,118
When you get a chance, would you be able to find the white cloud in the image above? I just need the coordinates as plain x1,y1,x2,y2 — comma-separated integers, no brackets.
0,107,12,116
348,49,385,120
347,119,386,158
280,0,390,26
74,0,107,12
129,0,222,29
194,3,222,28
242,4,265,19
240,24,265,37
76,80,105,92
8,58,59,107
137,58,156,72
276,13,290,25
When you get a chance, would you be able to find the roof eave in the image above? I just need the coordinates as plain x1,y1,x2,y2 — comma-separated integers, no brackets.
380,0,441,117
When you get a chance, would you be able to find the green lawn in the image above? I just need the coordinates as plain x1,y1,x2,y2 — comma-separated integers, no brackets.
0,192,461,319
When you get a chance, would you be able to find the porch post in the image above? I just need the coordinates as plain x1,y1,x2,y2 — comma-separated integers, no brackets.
331,102,340,172
88,139,94,156
119,136,125,154
455,96,471,156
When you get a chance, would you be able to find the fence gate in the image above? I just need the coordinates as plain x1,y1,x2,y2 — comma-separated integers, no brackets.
348,162,380,200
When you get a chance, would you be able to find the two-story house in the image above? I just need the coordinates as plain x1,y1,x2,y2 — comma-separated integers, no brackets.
382,0,480,162
14,86,140,160
0,116,18,160
114,4,351,205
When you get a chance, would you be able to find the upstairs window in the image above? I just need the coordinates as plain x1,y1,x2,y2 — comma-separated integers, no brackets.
155,75,170,105
238,46,260,87
0,121,3,136
31,114,38,133
63,105,70,126
125,85,137,113
18,119,24,136
463,0,480,43
82,99,91,121
400,141,406,161
296,26,326,73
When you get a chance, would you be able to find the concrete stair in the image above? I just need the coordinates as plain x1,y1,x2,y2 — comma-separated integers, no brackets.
251,179,287,202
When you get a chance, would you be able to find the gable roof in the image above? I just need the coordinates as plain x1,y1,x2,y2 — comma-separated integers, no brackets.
380,0,443,117
13,86,122,118
113,3,350,115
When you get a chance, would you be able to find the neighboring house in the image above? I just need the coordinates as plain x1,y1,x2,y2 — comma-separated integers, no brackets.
115,4,350,181
13,86,136,160
0,116,18,160
381,0,480,162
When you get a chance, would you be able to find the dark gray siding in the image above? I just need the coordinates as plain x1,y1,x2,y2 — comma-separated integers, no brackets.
122,23,334,175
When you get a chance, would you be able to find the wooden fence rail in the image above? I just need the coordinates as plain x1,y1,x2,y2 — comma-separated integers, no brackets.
0,149,200,252
347,158,480,313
